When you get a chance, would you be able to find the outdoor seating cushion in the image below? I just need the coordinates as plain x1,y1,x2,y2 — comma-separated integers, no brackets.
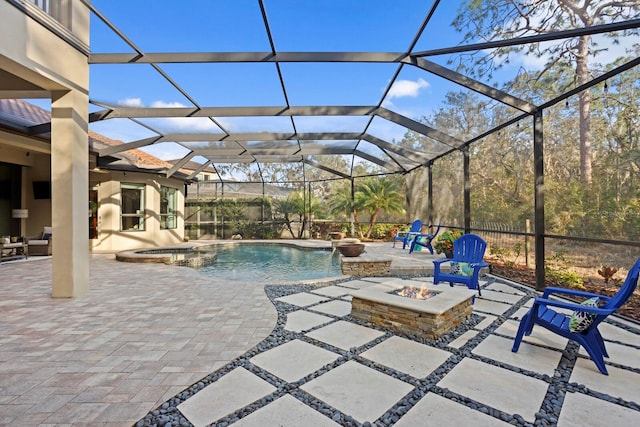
28,239,49,246
42,226,52,239
450,261,474,276
569,297,601,332
1,242,24,249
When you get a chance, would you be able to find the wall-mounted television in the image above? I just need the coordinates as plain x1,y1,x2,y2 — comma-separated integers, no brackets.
32,181,51,199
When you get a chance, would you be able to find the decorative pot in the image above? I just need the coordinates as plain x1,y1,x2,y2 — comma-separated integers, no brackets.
444,250,454,259
329,232,345,240
337,243,365,257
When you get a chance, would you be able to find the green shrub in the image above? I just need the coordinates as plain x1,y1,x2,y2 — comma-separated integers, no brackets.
369,223,396,240
545,265,584,289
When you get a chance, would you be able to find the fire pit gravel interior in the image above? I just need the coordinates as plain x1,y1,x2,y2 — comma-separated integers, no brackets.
390,286,441,300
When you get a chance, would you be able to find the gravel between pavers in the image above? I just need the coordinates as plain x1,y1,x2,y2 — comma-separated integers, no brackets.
136,276,640,427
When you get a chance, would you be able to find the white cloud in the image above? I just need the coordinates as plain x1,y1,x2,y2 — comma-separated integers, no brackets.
140,142,191,161
387,78,430,99
123,100,220,132
497,33,640,74
150,100,186,108
118,97,143,107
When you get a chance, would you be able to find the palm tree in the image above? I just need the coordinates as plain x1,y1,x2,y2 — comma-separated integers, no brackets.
275,191,322,239
355,177,405,238
327,181,364,238
274,197,297,238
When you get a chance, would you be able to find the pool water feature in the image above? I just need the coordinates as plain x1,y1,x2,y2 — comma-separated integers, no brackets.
198,244,341,283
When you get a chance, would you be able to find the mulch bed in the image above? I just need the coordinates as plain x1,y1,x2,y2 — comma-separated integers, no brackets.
488,259,640,322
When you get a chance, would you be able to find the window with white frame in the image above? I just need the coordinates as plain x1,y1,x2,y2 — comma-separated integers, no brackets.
160,186,177,229
121,183,145,231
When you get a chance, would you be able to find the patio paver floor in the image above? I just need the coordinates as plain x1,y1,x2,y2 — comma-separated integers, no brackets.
0,241,639,426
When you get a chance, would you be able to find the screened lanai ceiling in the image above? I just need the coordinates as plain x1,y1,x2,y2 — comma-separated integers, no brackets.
76,0,640,182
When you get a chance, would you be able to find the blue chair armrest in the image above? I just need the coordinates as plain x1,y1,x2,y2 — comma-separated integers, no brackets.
433,258,452,266
532,297,612,315
541,286,612,301
417,233,434,238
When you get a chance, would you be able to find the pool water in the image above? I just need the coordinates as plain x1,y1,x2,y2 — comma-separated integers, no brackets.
198,245,341,282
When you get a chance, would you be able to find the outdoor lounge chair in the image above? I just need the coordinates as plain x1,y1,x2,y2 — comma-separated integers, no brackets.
408,223,441,254
25,226,52,256
433,233,488,296
392,219,422,249
512,257,640,375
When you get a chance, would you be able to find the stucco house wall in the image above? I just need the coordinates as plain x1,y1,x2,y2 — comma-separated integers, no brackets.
91,171,186,252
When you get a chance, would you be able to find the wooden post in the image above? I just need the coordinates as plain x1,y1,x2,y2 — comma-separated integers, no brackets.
525,219,530,267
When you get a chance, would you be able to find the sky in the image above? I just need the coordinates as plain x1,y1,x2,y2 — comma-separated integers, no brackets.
29,1,640,166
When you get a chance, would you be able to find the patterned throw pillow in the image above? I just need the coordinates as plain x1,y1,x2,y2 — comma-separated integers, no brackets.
450,262,474,276
568,297,600,333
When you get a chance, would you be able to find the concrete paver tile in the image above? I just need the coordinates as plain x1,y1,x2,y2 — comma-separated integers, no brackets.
474,314,499,330
395,393,512,427
472,298,513,316
557,391,640,427
361,336,452,378
578,340,640,370
306,321,385,351
336,280,378,289
233,394,340,426
310,286,352,298
494,319,568,350
510,307,531,320
473,335,563,376
448,330,479,348
177,367,276,427
484,283,526,295
437,358,548,423
310,300,352,317
479,289,524,305
599,322,640,347
284,310,333,333
569,358,640,403
276,292,329,307
250,339,340,382
301,360,413,424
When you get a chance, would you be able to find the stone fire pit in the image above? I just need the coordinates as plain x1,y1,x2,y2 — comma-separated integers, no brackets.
351,281,475,339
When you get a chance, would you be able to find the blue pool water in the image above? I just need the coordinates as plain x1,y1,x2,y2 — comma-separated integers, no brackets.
198,244,341,282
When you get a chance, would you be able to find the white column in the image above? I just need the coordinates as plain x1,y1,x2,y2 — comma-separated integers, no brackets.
50,89,89,297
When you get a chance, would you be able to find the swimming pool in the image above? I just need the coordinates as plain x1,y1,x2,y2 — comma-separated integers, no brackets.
198,244,342,282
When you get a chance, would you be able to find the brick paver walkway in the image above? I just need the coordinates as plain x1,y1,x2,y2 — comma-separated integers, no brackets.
0,254,277,425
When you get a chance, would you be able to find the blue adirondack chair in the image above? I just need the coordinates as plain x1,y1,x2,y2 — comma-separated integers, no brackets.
408,223,441,254
433,233,488,296
392,219,422,249
512,257,640,375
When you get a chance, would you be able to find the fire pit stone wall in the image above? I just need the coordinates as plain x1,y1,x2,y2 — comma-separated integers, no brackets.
351,281,475,339
340,256,392,276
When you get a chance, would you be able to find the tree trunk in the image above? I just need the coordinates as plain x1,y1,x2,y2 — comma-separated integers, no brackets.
284,214,295,238
576,35,592,184
353,211,364,239
405,169,428,220
298,216,306,239
366,210,379,238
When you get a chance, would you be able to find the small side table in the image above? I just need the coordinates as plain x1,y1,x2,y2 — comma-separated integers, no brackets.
0,242,28,262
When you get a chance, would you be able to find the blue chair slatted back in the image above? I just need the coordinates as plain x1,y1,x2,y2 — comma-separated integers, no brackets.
452,233,487,263
408,219,422,233
393,219,423,248
603,258,640,312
